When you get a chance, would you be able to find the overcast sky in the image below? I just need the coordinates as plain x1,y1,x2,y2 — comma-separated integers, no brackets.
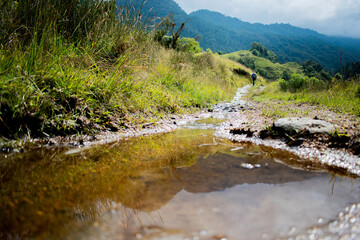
174,0,360,39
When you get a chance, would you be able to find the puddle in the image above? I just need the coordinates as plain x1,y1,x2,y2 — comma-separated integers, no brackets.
68,136,359,240
184,117,227,130
1,128,359,240
1,86,359,239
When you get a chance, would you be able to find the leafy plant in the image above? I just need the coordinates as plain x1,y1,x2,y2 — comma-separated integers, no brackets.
278,74,326,92
302,59,331,82
177,37,203,53
338,61,360,80
153,14,186,49
250,42,278,63
278,79,288,91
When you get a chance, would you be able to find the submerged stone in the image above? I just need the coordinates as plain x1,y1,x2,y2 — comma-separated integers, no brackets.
274,117,336,135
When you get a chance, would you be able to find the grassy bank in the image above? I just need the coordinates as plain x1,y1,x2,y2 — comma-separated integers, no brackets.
0,0,247,144
249,78,360,117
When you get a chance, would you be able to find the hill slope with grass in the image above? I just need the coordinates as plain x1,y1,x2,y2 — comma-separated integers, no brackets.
223,50,303,81
0,0,249,145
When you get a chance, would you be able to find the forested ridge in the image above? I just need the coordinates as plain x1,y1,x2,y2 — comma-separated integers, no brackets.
117,0,360,72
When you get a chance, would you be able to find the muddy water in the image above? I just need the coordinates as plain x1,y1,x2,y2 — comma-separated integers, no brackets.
1,118,360,240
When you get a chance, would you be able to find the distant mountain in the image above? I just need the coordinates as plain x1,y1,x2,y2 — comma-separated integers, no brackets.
116,0,360,72
190,10,319,38
188,10,360,71
116,0,187,20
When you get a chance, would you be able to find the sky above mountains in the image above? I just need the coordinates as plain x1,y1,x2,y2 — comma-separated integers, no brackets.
175,0,360,39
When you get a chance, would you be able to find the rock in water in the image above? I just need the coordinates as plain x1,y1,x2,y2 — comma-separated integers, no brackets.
274,117,335,135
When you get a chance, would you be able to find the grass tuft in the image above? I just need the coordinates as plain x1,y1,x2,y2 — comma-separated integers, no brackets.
250,78,360,116
0,1,247,141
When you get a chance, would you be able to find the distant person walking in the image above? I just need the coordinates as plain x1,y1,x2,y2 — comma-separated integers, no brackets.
251,73,257,86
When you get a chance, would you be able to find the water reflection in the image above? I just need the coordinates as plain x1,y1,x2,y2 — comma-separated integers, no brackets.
0,129,359,240
74,177,360,240
118,147,328,213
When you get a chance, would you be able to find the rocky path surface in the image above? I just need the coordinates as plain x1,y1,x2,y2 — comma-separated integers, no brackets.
212,85,360,240
16,84,359,176
213,85,360,176
43,84,360,176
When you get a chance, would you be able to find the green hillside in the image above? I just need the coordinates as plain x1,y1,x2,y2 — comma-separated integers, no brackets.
224,50,302,81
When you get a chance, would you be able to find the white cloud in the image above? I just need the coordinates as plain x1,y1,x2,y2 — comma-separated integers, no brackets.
174,0,360,38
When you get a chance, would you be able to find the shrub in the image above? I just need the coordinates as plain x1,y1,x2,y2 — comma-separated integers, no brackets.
177,37,203,53
287,74,307,92
278,79,288,91
334,73,343,81
233,68,250,77
356,87,360,98
309,77,326,90
278,74,326,92
282,71,291,81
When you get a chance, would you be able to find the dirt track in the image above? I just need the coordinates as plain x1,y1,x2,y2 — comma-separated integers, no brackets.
221,86,360,155
238,96,359,136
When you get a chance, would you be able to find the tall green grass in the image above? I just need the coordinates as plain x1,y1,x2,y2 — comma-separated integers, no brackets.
0,0,245,141
250,78,360,116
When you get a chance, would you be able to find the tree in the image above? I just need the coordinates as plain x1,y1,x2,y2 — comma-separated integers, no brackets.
302,59,331,81
282,71,291,81
339,61,360,80
177,37,203,53
250,42,278,63
153,14,186,50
